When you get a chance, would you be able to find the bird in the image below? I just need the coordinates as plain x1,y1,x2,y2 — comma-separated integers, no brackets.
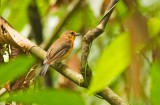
39,30,80,76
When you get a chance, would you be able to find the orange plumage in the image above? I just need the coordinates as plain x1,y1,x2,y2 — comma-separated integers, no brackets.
39,30,79,76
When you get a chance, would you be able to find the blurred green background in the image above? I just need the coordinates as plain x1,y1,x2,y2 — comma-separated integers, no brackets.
0,0,160,105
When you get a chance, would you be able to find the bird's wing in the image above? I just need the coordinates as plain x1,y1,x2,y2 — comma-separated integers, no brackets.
45,39,72,64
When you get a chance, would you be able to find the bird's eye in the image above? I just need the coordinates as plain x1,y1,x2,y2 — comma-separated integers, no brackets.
70,32,74,35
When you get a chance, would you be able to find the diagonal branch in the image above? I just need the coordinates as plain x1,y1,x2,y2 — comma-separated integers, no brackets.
98,0,118,30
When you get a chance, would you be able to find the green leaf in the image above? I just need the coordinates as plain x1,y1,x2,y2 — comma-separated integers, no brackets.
0,56,35,86
148,17,160,38
151,61,160,105
1,89,85,105
88,33,131,94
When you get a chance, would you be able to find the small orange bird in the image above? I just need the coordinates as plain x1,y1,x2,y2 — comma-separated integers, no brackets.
39,30,80,76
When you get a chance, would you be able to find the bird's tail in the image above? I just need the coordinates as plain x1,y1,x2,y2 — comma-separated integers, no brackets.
39,64,49,76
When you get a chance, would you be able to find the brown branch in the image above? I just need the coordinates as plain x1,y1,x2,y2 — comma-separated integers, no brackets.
98,0,118,30
99,87,130,105
81,0,119,86
0,9,130,105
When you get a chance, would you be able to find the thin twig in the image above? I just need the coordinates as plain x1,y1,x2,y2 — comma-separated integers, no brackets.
98,0,118,30
81,0,119,87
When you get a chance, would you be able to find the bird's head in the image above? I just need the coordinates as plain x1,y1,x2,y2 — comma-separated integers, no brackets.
61,30,80,40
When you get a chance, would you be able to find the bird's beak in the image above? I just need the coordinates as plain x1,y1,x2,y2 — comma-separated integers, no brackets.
76,33,81,36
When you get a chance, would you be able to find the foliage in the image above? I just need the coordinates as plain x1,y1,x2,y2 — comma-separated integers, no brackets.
89,33,131,94
151,61,160,105
0,56,35,86
1,89,85,105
